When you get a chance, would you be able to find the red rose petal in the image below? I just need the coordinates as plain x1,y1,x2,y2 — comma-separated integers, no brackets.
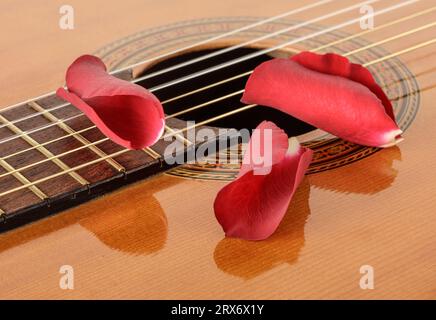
56,55,165,149
241,52,402,147
214,121,313,240
238,120,289,177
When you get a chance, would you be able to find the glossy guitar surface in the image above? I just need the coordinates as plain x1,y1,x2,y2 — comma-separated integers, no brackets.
0,0,435,299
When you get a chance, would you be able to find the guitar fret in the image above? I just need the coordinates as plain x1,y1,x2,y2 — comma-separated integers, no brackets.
0,158,47,200
0,114,88,186
0,103,209,228
164,125,194,146
28,101,126,173
143,147,161,160
0,149,128,198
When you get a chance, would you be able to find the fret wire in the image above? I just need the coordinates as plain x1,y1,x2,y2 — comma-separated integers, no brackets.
0,149,129,198
0,70,251,133
0,82,240,160
0,125,96,161
0,127,181,181
0,85,242,145
143,147,161,160
0,138,109,179
0,113,84,145
28,101,126,173
0,158,47,200
0,141,164,178
164,125,194,146
0,125,205,197
0,86,242,175
0,114,88,186
0,0,414,129
0,102,69,130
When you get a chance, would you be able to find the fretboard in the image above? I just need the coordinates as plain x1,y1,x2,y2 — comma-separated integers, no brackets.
0,70,213,232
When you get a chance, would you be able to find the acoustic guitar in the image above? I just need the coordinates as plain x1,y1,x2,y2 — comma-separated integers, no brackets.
0,0,435,299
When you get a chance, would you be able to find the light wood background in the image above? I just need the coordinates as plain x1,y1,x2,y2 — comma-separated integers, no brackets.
0,0,435,299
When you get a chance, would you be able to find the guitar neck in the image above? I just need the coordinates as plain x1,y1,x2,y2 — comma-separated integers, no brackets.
0,69,208,231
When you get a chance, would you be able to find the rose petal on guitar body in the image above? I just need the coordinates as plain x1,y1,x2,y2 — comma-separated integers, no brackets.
241,52,402,148
214,121,313,241
57,55,165,150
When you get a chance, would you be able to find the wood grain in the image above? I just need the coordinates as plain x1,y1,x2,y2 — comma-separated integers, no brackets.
0,0,435,299
0,87,191,224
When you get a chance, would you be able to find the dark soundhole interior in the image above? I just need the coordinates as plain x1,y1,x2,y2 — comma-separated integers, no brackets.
136,46,315,136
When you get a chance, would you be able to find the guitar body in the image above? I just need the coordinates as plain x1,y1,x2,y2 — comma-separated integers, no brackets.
0,0,435,299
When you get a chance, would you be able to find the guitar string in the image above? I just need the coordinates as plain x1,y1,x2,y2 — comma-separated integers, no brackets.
148,5,436,106
0,38,433,198
168,39,436,134
166,39,435,137
0,0,418,143
0,39,434,197
0,6,434,161
0,0,409,129
0,36,434,181
118,0,378,88
0,0,375,129
122,2,417,93
168,21,436,119
0,0,334,112
5,3,433,138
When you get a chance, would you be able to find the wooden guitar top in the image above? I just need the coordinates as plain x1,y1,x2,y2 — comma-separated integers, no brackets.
0,0,435,299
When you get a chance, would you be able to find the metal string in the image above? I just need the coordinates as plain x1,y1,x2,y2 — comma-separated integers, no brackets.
0,37,434,184
0,0,418,143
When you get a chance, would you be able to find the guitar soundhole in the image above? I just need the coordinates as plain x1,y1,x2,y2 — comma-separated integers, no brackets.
136,46,315,136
